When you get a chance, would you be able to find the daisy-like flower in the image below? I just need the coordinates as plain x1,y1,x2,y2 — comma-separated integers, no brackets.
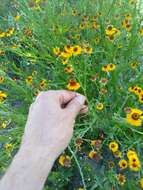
14,15,21,21
26,76,33,85
6,28,15,37
139,28,143,36
105,25,118,36
67,80,80,91
53,47,61,56
0,31,5,38
39,79,47,89
130,62,138,69
1,122,7,129
109,141,119,152
4,143,13,152
126,108,143,127
139,94,143,103
108,63,116,71
61,57,68,65
102,63,116,72
129,159,140,172
60,51,71,59
0,91,7,102
72,45,82,56
116,174,126,186
72,9,78,16
83,46,93,54
0,76,4,83
90,139,102,149
79,23,86,30
102,65,108,72
118,159,128,169
88,150,101,161
64,45,73,55
96,102,104,110
128,154,141,172
99,78,108,85
95,36,100,44
64,65,73,73
58,155,71,167
126,150,137,158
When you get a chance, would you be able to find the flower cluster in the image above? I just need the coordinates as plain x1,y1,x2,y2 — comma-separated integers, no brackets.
129,86,143,103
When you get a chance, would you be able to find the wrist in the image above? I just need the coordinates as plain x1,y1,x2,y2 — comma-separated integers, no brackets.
17,144,57,166
0,145,56,190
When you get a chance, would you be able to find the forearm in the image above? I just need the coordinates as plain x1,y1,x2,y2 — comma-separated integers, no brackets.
0,146,56,190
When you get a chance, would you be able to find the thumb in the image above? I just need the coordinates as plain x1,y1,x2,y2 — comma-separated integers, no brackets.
66,94,86,119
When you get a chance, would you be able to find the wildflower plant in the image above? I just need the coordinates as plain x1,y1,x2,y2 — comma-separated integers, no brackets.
0,0,143,189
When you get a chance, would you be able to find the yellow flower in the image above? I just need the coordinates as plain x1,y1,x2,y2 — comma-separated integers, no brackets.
0,76,4,83
139,28,143,36
126,108,143,127
79,23,86,30
130,62,138,69
95,36,100,44
129,0,136,4
32,70,38,76
53,47,61,56
102,65,108,72
139,94,143,103
6,28,15,37
39,79,47,89
64,65,73,73
14,15,21,21
102,63,116,72
26,76,33,85
127,150,137,158
72,45,82,56
96,103,104,110
83,47,93,54
121,19,132,31
67,80,80,91
125,14,132,20
88,150,97,159
116,174,126,186
1,122,7,129
0,91,7,102
109,141,119,152
61,57,68,65
60,51,71,59
105,25,117,36
72,9,78,16
108,63,116,71
140,178,143,189
88,150,101,161
64,45,73,56
58,155,71,167
4,143,13,152
118,159,128,169
0,31,5,38
127,151,140,172
90,139,102,148
128,156,140,172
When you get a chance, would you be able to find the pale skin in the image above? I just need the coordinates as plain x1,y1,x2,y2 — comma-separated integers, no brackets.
0,90,88,190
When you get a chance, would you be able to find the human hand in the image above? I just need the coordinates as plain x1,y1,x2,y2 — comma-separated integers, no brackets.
21,90,87,160
0,90,87,190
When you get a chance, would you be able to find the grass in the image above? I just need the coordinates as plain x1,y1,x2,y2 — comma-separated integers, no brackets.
0,0,143,189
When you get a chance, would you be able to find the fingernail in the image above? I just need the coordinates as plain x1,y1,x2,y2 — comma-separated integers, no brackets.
75,95,85,105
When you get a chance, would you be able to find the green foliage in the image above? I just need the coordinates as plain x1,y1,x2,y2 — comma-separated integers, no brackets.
0,0,143,189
